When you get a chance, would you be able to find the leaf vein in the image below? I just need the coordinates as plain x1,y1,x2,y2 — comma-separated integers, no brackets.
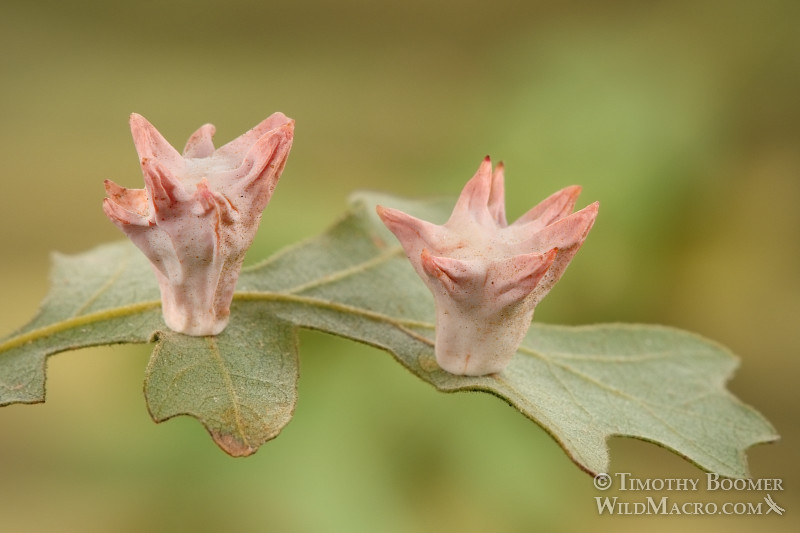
544,357,738,471
206,336,250,448
543,358,599,424
542,350,699,363
492,373,596,468
0,301,162,354
71,246,133,317
284,246,404,295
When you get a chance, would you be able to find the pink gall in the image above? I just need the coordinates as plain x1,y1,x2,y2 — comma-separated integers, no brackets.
104,113,294,335
377,157,598,375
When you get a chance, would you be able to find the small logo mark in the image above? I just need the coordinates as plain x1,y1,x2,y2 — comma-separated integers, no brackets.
764,494,785,515
594,473,612,491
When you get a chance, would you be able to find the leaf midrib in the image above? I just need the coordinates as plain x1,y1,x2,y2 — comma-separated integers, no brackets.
0,291,435,354
206,336,249,448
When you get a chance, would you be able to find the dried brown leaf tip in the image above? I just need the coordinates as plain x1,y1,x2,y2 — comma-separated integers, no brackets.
103,113,294,335
377,157,598,376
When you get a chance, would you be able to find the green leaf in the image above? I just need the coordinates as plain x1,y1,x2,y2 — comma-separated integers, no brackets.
145,324,298,457
0,243,163,405
0,192,777,475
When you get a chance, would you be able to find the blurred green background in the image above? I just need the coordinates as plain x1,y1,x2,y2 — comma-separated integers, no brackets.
1,0,798,531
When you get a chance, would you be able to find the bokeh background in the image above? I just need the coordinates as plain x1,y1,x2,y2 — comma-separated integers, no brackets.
1,0,797,531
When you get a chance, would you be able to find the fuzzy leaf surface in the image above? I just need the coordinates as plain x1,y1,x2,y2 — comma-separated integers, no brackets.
0,192,777,473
